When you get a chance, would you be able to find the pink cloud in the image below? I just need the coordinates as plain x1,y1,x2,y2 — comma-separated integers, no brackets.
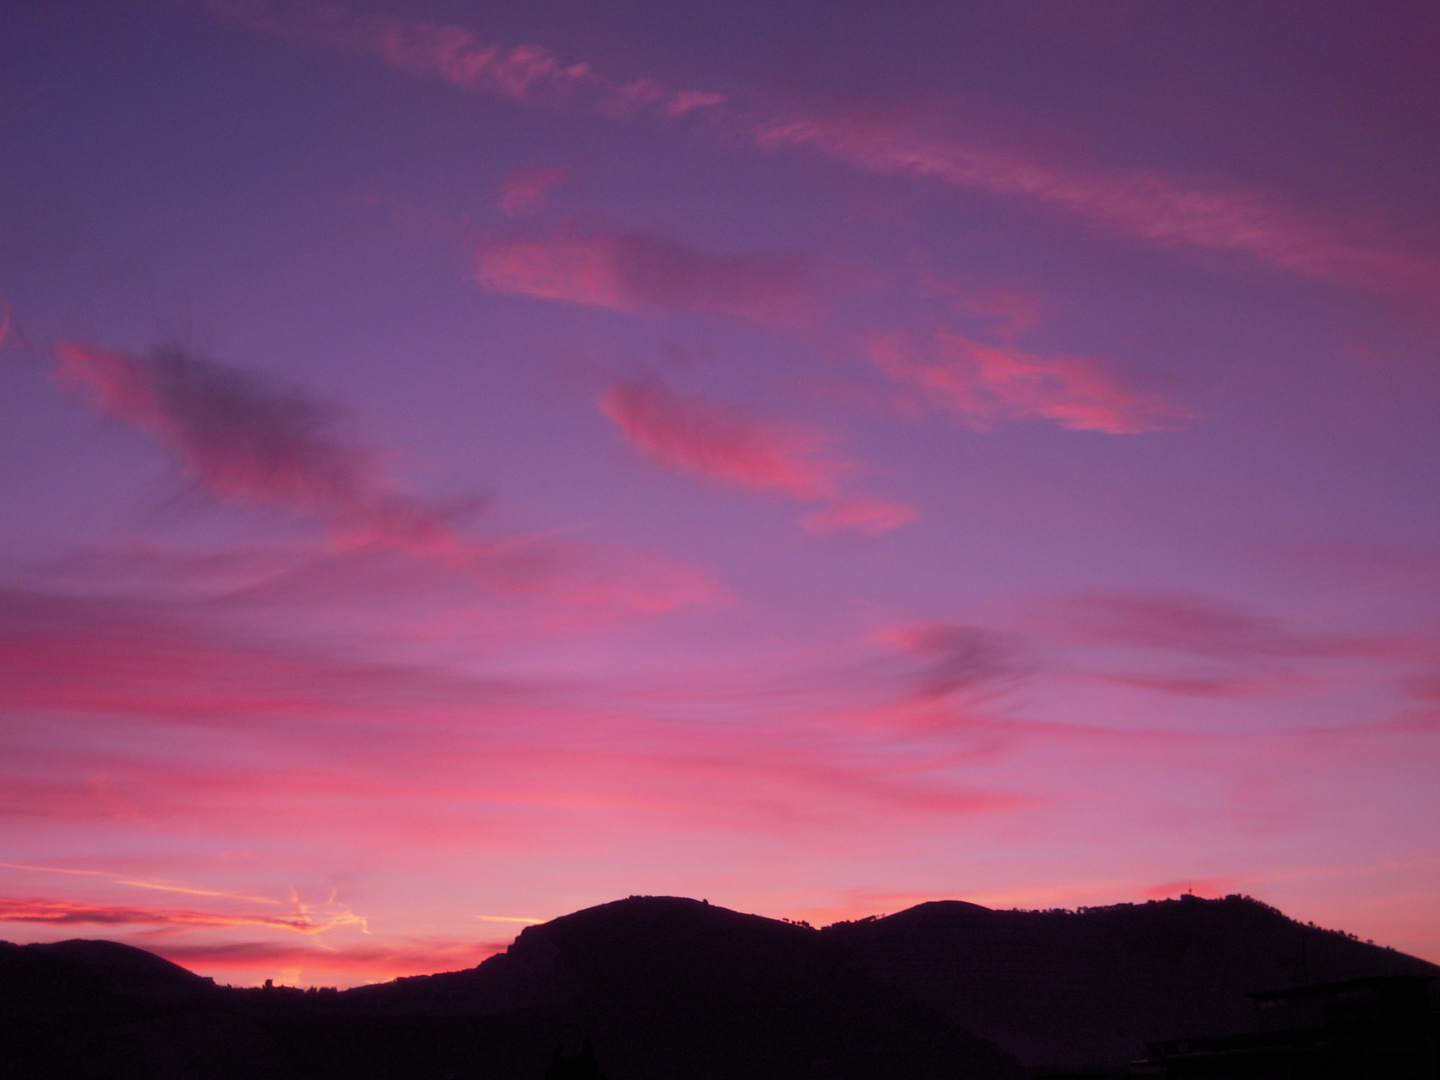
0,585,522,727
600,377,837,499
197,3,1438,303
0,896,355,934
476,220,820,326
866,328,1190,434
498,164,572,216
201,0,727,121
0,583,1050,849
800,496,917,536
754,114,1440,302
914,269,1045,342
51,344,720,618
600,376,913,533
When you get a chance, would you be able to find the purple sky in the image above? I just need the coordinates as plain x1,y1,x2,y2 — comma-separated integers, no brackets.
2,0,1438,987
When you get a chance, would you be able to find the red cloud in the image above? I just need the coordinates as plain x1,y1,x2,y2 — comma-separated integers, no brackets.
477,221,820,326
866,329,1190,434
498,164,572,216
600,377,913,533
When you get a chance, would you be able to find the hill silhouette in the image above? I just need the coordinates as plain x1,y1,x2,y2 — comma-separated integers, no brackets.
824,893,1440,1069
1,894,1436,1078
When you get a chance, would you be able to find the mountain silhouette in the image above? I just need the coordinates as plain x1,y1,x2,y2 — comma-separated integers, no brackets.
823,893,1440,1070
1,894,1436,1079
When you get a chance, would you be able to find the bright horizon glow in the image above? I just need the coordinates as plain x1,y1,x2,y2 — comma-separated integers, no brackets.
1,0,1438,988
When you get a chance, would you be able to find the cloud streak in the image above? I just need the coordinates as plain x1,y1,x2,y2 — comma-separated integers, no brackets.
881,623,1029,703
200,0,726,121
1032,591,1426,701
498,164,572,216
198,1,1440,302
754,114,1440,301
866,329,1189,434
1045,591,1402,661
600,376,913,533
476,220,821,326
0,896,361,934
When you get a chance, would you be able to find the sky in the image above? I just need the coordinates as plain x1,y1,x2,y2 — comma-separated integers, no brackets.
1,0,1438,988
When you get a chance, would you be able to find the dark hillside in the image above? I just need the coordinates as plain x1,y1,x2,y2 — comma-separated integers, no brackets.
0,939,296,1079
342,896,1022,1080
1,895,1435,1078
824,894,1440,1070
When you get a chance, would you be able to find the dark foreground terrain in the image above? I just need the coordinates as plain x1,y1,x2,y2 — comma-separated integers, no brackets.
1,894,1436,1079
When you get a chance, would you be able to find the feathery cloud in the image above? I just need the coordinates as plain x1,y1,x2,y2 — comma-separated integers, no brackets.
0,896,362,934
866,329,1190,434
200,0,727,120
755,114,1440,302
200,1,1439,302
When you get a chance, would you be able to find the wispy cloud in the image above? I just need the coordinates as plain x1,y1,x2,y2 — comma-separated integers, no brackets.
476,220,821,327
879,623,1029,703
755,114,1440,302
1034,591,1421,700
866,328,1190,434
1044,591,1401,661
914,269,1045,342
51,344,721,617
799,496,917,537
0,895,363,934
0,585,528,727
498,164,572,216
599,376,913,533
199,0,726,121
197,1,1440,303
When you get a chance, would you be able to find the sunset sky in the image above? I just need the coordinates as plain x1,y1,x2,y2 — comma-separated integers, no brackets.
2,0,1438,988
